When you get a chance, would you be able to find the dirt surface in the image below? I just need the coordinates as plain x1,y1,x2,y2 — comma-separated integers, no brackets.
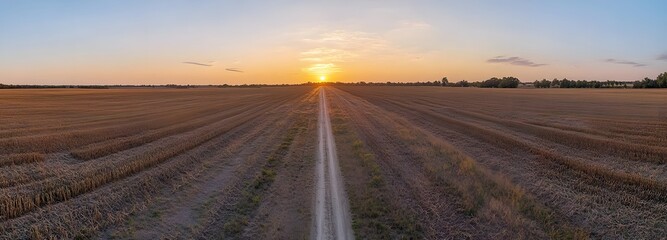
314,88,354,240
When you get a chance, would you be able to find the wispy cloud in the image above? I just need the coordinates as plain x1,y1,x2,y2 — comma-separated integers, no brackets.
396,20,432,30
296,27,433,77
299,30,390,76
302,63,341,76
302,30,389,52
487,56,547,67
657,54,667,61
225,68,244,73
605,58,646,67
300,48,357,63
183,61,212,67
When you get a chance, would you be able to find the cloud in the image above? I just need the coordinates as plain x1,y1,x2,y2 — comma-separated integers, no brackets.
182,61,212,67
657,54,667,61
296,28,429,77
487,56,547,67
396,20,432,30
302,30,389,52
300,47,357,63
605,58,646,67
302,63,341,76
225,68,243,73
298,30,392,76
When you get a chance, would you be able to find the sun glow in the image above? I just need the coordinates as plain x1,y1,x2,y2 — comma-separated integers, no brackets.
303,63,340,82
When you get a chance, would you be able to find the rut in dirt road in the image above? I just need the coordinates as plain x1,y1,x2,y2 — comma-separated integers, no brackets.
315,87,354,240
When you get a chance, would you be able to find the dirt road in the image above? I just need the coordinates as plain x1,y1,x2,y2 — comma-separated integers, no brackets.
314,87,354,240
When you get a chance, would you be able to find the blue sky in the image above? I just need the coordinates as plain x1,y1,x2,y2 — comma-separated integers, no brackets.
1,0,666,84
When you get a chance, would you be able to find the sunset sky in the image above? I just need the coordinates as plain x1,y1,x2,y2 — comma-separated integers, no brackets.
1,1,666,85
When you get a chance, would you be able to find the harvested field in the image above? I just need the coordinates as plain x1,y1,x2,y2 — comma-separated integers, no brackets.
332,86,667,238
1,86,665,239
0,87,319,239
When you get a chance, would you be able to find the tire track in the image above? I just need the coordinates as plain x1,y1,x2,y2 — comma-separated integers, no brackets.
314,87,354,240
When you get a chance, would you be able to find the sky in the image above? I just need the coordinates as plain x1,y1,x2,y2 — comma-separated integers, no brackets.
1,0,666,85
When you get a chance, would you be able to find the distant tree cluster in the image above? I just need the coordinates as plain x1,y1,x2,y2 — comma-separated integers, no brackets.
532,79,626,88
477,77,521,88
442,77,519,88
218,83,296,88
327,77,520,88
165,84,194,88
450,80,470,87
326,81,442,86
632,72,667,88
0,83,300,89
529,72,667,89
0,84,109,89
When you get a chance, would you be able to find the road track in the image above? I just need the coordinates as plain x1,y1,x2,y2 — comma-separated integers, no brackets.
314,87,354,240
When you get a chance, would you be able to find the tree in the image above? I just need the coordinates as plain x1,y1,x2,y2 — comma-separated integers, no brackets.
479,77,501,88
657,72,667,88
498,77,520,88
633,77,657,88
645,78,658,88
453,80,469,87
534,79,551,88
561,78,573,88
441,77,449,86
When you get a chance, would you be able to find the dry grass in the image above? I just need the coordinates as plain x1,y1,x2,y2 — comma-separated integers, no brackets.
329,105,422,239
0,89,259,155
327,87,572,238
2,86,665,238
332,86,667,238
69,100,259,160
0,153,45,167
0,97,292,219
383,98,666,200
221,118,305,238
0,87,314,238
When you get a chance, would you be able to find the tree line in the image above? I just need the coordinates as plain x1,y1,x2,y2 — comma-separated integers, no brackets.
3,72,665,89
322,72,667,89
533,72,667,88
443,76,520,88
0,84,298,89
632,72,667,88
325,81,444,87
0,84,109,89
532,79,628,88
327,77,520,88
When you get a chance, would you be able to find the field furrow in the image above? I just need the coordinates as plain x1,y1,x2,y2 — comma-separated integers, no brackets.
351,90,667,200
337,86,667,238
2,86,666,239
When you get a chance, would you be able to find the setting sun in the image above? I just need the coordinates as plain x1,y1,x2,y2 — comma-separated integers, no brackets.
319,76,326,82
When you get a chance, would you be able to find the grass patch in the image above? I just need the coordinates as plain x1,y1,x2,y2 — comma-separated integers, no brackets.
331,112,423,239
221,118,305,237
0,152,45,167
409,128,589,239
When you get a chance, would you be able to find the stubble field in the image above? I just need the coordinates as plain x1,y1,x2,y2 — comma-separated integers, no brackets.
1,86,666,239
